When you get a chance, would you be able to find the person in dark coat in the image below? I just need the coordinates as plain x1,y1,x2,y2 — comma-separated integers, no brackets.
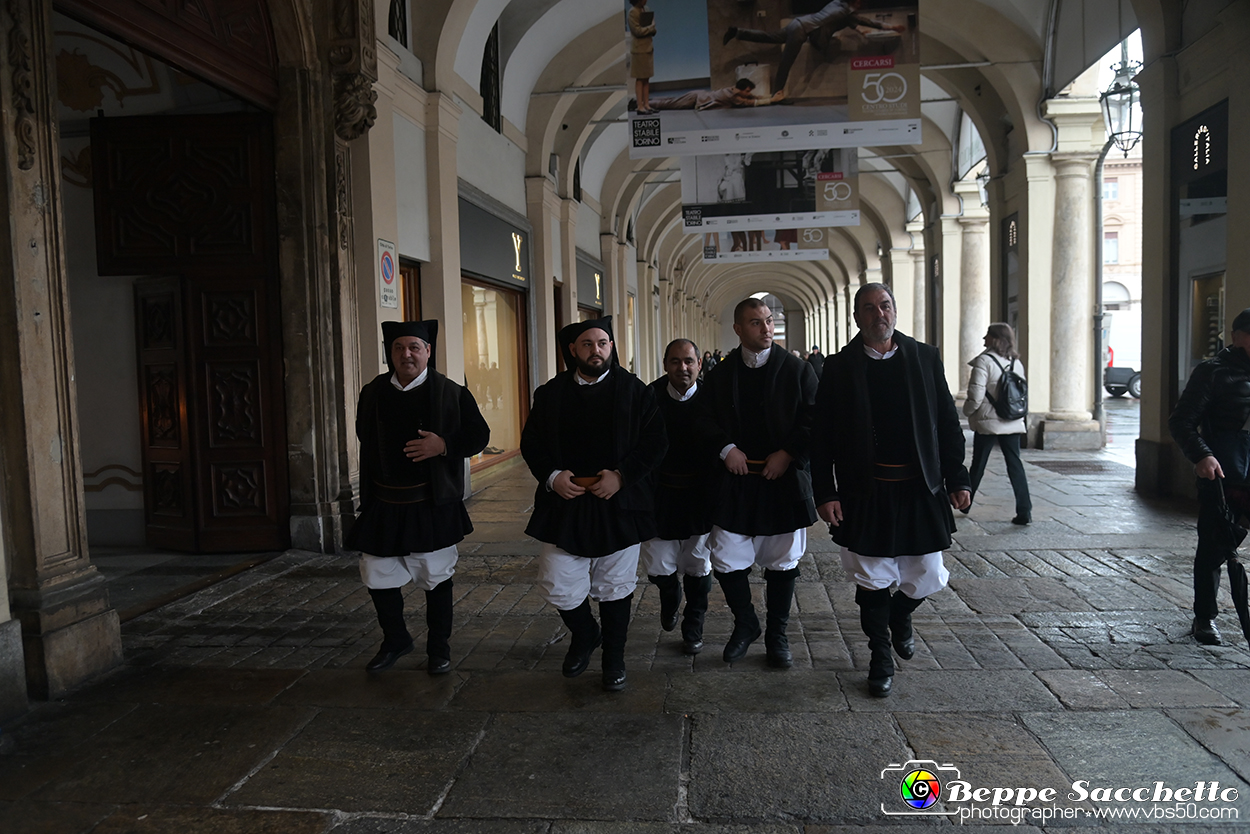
807,345,825,378
521,317,668,691
700,298,819,668
642,338,718,655
348,320,490,674
1168,307,1250,646
811,284,970,697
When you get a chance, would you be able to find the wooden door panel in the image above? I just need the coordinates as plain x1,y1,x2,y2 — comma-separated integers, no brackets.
100,113,288,552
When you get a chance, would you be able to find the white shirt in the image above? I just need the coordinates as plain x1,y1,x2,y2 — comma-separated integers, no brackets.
390,367,429,391
740,345,771,368
667,381,698,401
863,342,898,360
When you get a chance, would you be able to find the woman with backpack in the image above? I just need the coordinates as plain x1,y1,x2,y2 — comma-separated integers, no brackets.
963,323,1032,525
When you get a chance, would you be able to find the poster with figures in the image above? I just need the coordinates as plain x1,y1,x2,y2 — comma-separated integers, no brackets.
681,147,859,230
701,227,831,261
626,0,920,158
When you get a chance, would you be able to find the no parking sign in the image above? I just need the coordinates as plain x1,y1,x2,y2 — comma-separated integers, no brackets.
378,239,398,309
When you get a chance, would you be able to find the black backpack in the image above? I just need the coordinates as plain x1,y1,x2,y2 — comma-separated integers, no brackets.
985,355,1028,420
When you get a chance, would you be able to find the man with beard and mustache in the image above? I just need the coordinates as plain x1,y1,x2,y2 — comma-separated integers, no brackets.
700,298,819,668
641,339,718,654
521,317,667,691
811,284,970,697
348,320,490,675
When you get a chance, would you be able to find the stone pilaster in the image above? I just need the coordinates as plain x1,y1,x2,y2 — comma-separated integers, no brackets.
907,220,927,342
0,0,120,698
525,176,560,382
954,179,991,396
558,199,579,330
423,92,465,380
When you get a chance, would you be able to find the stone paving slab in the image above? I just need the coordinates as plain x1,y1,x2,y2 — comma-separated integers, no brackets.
1036,670,1134,710
835,670,1063,712
277,669,465,710
29,704,312,806
1166,708,1250,784
449,670,668,713
331,821,550,834
1096,670,1238,708
665,669,847,714
1021,711,1247,807
687,713,903,824
228,710,488,815
437,713,682,820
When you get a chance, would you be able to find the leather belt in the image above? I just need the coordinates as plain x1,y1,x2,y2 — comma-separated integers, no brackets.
658,471,700,489
570,475,601,488
745,459,768,475
373,481,432,503
873,462,920,482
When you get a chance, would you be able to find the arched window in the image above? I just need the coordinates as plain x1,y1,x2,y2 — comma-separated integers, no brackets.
1103,281,1132,311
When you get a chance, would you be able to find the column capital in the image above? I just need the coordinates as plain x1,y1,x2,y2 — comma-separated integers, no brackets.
1050,151,1099,177
424,92,461,143
524,175,560,212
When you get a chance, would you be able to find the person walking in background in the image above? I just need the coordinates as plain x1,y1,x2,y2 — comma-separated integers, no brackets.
807,344,825,377
963,323,1032,525
627,0,656,114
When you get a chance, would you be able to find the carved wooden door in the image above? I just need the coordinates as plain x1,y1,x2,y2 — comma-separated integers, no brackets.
95,113,289,552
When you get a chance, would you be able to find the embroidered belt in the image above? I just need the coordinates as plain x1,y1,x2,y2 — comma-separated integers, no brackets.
373,481,432,503
873,462,920,482
571,476,602,488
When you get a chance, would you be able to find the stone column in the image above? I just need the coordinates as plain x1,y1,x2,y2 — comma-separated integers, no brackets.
423,93,465,381
907,220,927,342
0,0,121,698
954,179,991,396
525,176,560,382
1042,152,1101,447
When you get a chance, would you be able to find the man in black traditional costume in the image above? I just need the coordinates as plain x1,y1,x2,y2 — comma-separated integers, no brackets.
701,298,819,668
521,317,667,691
641,338,717,655
812,284,970,697
347,320,490,674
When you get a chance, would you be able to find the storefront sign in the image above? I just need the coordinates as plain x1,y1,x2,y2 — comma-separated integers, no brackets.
576,252,605,310
702,227,830,261
378,238,398,309
459,198,529,288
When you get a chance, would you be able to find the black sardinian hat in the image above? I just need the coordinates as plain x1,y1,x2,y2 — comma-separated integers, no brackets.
382,320,439,370
558,316,618,371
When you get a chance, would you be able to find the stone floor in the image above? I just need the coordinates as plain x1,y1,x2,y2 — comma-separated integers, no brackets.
4,399,1249,832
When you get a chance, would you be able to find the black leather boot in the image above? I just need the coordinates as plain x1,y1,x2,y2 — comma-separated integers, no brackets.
424,579,454,674
889,591,925,660
857,586,894,697
764,567,800,668
599,594,633,691
648,573,682,631
681,574,712,654
557,597,601,678
716,568,761,663
366,587,414,672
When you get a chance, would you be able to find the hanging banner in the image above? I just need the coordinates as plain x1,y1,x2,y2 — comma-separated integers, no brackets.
681,147,859,230
627,0,920,158
378,238,398,309
701,227,831,261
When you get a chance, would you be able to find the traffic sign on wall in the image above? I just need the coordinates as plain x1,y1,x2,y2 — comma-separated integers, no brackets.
378,239,398,309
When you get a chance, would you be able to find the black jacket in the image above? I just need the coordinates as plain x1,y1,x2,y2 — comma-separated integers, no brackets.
811,331,970,502
355,371,490,507
700,344,818,506
521,368,667,545
1169,346,1250,466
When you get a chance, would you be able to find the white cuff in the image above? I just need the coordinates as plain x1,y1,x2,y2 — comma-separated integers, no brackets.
719,444,737,460
546,470,561,491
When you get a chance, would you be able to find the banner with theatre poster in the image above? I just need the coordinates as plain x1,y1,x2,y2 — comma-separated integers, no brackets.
701,227,831,262
681,147,858,231
627,0,920,158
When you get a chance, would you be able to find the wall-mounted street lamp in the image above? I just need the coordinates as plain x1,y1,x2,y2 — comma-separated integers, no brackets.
1099,41,1142,157
975,167,990,206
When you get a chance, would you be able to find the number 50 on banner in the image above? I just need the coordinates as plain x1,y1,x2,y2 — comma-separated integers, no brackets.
849,57,920,121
